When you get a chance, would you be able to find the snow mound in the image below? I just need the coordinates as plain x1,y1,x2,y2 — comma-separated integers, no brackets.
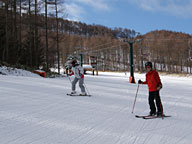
0,66,40,77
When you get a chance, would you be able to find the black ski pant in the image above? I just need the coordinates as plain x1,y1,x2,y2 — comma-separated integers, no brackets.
148,91,163,113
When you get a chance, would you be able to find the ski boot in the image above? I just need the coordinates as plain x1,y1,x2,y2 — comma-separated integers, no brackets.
71,90,76,94
79,92,87,96
149,111,156,116
157,111,164,117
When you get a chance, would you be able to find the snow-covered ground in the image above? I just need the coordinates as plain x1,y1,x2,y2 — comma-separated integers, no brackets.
0,69,192,144
0,66,40,77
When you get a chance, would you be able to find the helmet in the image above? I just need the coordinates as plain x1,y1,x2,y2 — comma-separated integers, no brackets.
145,61,152,68
71,60,78,67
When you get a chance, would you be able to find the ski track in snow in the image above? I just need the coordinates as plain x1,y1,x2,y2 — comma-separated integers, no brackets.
0,73,192,144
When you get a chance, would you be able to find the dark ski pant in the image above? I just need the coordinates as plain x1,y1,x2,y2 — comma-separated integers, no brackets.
72,77,85,93
148,91,163,113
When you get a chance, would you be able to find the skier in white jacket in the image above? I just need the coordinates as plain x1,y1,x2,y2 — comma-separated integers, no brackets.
68,60,86,95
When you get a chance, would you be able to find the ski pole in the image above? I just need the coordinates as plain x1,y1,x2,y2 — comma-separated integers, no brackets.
132,84,140,114
83,81,90,95
67,75,72,84
160,102,164,120
158,92,164,120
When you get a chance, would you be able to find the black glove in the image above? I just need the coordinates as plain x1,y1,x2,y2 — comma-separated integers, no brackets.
138,80,143,84
157,85,162,91
79,73,83,77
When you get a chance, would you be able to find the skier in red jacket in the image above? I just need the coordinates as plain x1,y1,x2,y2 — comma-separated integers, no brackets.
138,62,163,116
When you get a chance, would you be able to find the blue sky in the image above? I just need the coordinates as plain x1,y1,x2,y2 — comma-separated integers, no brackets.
65,0,192,35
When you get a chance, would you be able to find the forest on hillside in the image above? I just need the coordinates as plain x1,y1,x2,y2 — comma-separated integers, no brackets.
0,0,192,74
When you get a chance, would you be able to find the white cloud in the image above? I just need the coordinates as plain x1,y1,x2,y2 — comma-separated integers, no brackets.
65,3,85,21
76,0,110,11
127,0,192,18
65,0,112,21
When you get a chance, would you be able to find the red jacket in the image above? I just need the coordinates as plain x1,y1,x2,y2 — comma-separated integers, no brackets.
143,70,162,92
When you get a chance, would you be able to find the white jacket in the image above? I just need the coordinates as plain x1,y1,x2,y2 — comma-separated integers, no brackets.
71,65,84,79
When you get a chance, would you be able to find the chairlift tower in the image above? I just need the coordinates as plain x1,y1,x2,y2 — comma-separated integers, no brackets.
120,32,143,83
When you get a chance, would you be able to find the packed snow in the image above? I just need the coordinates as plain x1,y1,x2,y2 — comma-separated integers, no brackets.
0,68,192,144
0,66,40,77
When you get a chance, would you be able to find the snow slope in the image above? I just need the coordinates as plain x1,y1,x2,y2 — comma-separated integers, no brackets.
0,71,192,144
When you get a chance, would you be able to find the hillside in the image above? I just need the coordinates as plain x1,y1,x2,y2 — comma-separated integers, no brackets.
1,2,192,74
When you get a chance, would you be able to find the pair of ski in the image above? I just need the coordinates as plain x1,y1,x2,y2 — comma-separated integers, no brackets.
135,114,171,119
67,93,91,97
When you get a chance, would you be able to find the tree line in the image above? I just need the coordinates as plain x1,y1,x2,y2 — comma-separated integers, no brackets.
77,30,192,74
0,0,192,74
0,0,135,73
134,30,192,74
0,0,66,73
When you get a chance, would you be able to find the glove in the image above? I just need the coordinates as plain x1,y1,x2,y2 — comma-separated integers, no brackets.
138,80,143,84
157,85,162,91
79,73,84,78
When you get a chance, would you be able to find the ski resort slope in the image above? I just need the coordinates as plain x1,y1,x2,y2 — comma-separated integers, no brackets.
0,72,192,144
